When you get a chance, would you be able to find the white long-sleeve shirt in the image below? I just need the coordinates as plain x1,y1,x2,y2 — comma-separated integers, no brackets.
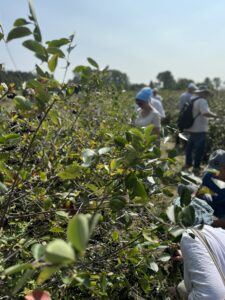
181,225,225,299
134,107,161,128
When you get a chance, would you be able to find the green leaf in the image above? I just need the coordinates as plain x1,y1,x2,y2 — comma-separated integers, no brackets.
162,187,174,197
158,253,171,262
82,149,97,167
35,53,48,62
98,147,111,155
13,269,35,295
35,64,46,77
57,163,82,180
48,54,58,73
14,96,32,111
47,47,65,58
23,39,46,56
125,174,148,201
33,24,42,42
4,133,20,141
145,124,154,139
166,205,176,223
45,239,75,264
169,225,185,238
4,263,33,275
67,214,90,252
56,211,69,219
149,262,159,272
49,226,64,233
179,206,195,227
0,32,4,41
146,135,157,148
114,136,127,147
87,57,99,69
46,38,70,48
13,18,30,27
180,187,192,207
73,65,89,73
37,266,59,284
7,27,32,42
32,244,45,261
49,110,59,125
109,198,126,211
112,231,119,241
88,213,101,236
124,145,139,164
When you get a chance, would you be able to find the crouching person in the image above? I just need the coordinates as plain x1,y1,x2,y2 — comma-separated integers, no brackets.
176,225,225,299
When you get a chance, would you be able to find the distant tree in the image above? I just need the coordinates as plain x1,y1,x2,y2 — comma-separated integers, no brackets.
104,69,130,90
72,68,130,90
176,78,194,90
156,71,176,89
203,77,213,89
213,77,221,90
129,83,146,91
0,70,35,88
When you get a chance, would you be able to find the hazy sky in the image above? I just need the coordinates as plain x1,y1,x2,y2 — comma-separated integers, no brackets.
1,0,225,84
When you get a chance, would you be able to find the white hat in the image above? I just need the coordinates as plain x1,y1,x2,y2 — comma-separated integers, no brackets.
188,83,197,90
208,149,225,170
195,85,211,94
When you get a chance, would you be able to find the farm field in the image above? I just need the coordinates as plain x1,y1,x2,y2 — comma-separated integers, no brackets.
1,80,225,299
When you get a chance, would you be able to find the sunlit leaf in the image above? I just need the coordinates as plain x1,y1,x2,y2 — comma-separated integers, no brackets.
47,47,65,58
82,149,97,167
48,54,58,73
45,239,75,264
67,214,90,252
32,244,45,261
149,262,159,272
37,266,59,285
169,225,185,238
14,95,32,111
46,38,70,48
98,147,111,155
4,263,33,275
13,18,30,27
57,162,82,180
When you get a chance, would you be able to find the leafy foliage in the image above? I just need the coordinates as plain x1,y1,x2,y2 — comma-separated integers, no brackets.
2,1,224,299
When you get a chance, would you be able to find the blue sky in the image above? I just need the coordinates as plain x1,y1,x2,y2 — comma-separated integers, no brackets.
1,0,225,84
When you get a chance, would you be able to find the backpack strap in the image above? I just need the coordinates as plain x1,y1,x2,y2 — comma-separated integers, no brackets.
191,96,201,121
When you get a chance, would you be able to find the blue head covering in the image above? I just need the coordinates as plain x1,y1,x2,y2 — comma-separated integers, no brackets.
135,87,152,102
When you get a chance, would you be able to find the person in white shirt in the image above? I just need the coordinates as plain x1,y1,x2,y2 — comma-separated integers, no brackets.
134,87,161,138
175,225,225,299
179,83,197,111
150,96,166,119
184,86,217,174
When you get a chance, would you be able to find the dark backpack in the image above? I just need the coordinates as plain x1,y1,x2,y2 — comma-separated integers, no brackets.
178,97,201,131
